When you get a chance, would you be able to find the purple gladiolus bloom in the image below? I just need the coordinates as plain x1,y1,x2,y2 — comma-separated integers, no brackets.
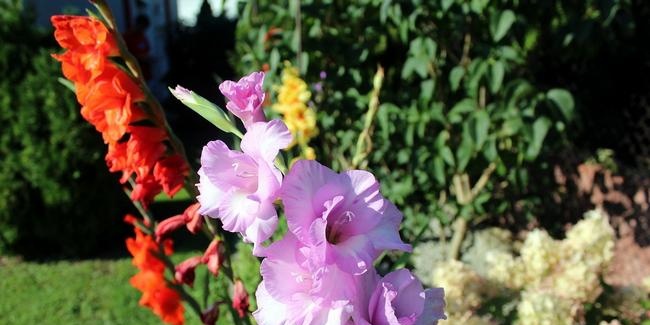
354,269,446,325
254,232,356,325
219,71,267,129
280,160,411,275
197,119,291,254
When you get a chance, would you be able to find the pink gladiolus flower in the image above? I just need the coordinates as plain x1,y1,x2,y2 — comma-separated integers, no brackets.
218,71,266,129
280,160,411,275
354,269,446,325
254,233,357,325
197,119,292,253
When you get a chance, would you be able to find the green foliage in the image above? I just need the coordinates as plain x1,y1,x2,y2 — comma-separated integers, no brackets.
233,0,575,241
0,0,128,257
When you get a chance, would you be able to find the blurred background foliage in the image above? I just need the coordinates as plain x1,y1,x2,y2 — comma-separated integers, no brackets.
232,0,650,323
0,0,130,257
234,0,580,245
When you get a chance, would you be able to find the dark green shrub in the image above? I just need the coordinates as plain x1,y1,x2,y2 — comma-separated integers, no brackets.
232,0,575,249
0,0,129,257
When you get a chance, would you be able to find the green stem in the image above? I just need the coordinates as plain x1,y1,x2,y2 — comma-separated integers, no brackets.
351,66,384,169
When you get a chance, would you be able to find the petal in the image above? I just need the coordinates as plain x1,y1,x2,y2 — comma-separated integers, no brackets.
414,288,446,325
259,234,312,302
253,281,289,325
243,201,278,252
201,140,257,191
254,159,283,200
217,190,260,233
367,201,412,253
329,235,375,275
196,168,225,218
383,269,425,321
241,119,292,162
281,160,340,242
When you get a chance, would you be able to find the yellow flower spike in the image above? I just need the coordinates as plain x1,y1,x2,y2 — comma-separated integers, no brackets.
272,62,318,151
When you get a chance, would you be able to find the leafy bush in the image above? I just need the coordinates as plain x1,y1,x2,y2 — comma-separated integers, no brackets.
0,0,129,257
233,0,575,249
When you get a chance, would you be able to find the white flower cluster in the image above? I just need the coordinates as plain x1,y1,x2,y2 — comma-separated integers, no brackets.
432,260,485,315
426,209,617,324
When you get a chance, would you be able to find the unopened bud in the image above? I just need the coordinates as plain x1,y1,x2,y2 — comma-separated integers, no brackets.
174,256,202,287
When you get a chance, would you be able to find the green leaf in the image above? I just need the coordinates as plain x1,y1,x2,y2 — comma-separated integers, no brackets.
483,137,498,161
380,0,392,23
448,98,477,123
441,146,455,166
489,61,505,93
546,88,574,121
402,57,417,79
270,48,280,72
420,79,436,104
525,117,551,160
501,117,523,136
449,66,464,91
473,110,490,149
456,138,474,172
433,156,446,184
57,78,75,92
491,10,516,42
441,0,454,12
300,52,309,74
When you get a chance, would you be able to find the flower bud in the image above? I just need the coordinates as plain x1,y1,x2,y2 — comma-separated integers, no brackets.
169,85,241,137
232,279,250,318
183,203,203,234
201,239,223,277
154,214,186,240
200,303,220,325
174,256,202,287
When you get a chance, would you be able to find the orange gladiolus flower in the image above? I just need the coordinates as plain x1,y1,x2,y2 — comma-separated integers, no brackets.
125,215,184,325
52,15,190,207
80,66,146,143
154,154,189,197
51,15,118,84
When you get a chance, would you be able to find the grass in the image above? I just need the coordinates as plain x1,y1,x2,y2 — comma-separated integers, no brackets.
0,240,261,325
0,256,162,325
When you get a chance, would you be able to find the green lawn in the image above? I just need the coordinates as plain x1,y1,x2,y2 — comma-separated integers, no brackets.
0,256,164,325
0,242,261,325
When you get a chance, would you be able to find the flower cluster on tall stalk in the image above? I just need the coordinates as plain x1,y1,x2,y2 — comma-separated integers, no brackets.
272,62,318,160
50,2,245,324
179,67,447,323
52,2,446,324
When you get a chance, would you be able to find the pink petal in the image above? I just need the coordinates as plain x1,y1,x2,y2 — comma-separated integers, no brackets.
196,168,225,217
259,234,312,302
253,281,288,325
328,235,375,275
281,160,341,242
240,119,292,162
217,190,260,233
367,201,412,253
